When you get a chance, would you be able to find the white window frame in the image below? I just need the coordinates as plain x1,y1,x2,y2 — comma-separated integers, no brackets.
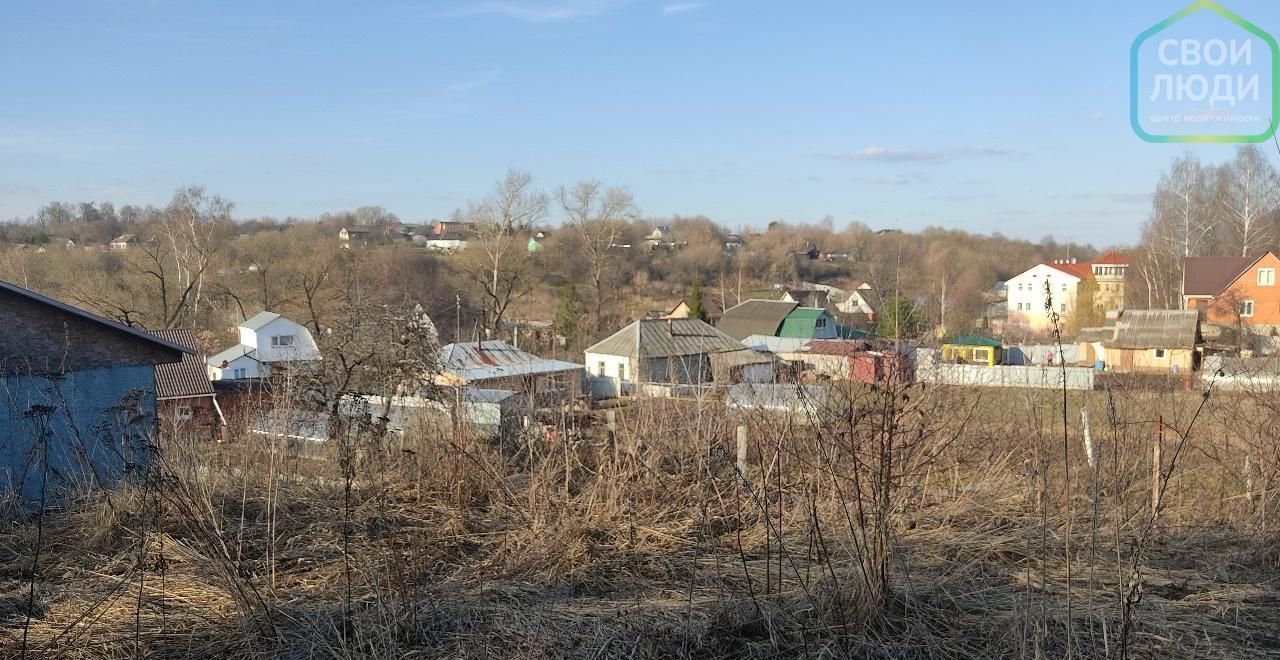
272,334,296,347
176,405,194,421
1241,300,1255,318
234,367,247,379
1259,268,1276,286
1154,349,1166,359
597,360,606,376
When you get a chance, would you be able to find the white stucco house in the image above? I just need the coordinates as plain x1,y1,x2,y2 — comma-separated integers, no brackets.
1005,260,1088,334
207,311,321,381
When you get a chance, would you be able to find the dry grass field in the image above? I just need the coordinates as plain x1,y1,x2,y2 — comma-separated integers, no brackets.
4,379,1280,659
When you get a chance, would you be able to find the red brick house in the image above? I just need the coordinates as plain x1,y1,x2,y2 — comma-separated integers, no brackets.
1183,252,1280,327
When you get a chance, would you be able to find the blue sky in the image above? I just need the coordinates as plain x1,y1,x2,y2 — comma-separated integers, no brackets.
2,0,1279,245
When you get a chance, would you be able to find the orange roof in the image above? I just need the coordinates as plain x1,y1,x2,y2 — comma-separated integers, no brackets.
1046,261,1092,279
1093,251,1129,265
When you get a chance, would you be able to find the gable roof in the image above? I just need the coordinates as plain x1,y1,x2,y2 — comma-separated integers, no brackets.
1045,261,1092,279
778,307,835,338
1183,254,1266,297
717,299,798,340
1082,309,1200,350
586,318,742,358
147,328,216,399
242,311,282,331
0,279,192,357
208,344,258,368
439,340,582,382
1093,251,1129,265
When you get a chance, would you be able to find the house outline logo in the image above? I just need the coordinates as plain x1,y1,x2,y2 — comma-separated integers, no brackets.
1130,0,1279,143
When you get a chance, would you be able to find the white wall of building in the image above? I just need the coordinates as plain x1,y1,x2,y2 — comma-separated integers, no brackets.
242,317,321,363
584,352,633,398
1005,264,1081,333
207,354,263,381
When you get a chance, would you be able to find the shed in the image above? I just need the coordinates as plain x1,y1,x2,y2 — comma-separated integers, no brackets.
0,279,189,500
940,334,1004,366
585,318,744,397
1078,309,1200,374
148,328,225,439
438,340,583,405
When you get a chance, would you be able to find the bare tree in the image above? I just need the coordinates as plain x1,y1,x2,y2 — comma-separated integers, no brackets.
559,180,637,332
156,185,233,323
461,170,548,336
1218,145,1279,258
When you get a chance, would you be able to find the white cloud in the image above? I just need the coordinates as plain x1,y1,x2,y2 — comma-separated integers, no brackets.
661,2,703,15
815,145,1016,164
446,0,630,22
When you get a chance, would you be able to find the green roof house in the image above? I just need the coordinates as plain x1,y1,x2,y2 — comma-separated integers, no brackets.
778,306,838,339
718,299,839,341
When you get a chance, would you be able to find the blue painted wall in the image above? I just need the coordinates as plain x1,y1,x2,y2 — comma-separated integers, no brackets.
0,365,158,501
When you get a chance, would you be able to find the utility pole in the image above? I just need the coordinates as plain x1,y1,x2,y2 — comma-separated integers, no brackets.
455,294,461,343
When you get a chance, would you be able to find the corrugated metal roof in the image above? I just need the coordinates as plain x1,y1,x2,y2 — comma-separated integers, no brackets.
439,340,582,382
1183,255,1261,297
740,335,810,353
0,278,191,358
586,318,743,358
242,311,282,331
1076,327,1113,344
710,348,778,369
147,328,216,400
717,299,798,340
1090,309,1199,349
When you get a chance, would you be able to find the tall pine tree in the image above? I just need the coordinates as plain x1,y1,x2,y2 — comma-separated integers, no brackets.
687,275,708,321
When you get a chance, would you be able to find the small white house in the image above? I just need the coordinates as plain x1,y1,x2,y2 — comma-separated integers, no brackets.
207,311,321,381
835,282,876,321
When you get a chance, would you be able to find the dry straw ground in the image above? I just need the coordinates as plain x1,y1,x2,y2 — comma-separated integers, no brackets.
4,377,1280,659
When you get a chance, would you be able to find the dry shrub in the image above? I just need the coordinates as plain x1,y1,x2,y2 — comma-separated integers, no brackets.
5,377,1280,658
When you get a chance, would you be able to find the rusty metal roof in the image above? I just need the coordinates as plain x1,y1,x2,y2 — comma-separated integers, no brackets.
147,328,216,400
439,340,582,382
586,318,743,358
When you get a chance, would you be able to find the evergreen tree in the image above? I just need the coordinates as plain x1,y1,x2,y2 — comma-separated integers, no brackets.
875,296,923,339
687,275,708,321
553,284,581,347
